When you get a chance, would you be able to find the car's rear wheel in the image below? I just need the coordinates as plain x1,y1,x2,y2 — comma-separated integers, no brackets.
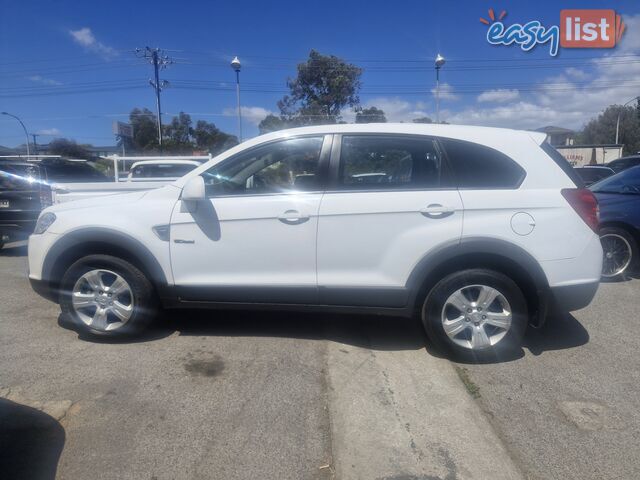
422,269,527,360
60,254,157,337
600,227,636,279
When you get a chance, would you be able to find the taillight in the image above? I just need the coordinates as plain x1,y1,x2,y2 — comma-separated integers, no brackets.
561,188,599,232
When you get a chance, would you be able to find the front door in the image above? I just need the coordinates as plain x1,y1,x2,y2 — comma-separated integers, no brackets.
170,135,330,304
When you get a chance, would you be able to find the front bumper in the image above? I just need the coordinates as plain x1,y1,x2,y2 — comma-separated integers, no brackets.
549,281,600,312
29,277,58,303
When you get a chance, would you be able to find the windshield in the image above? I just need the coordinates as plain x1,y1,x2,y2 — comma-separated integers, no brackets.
0,163,43,191
590,166,640,194
41,159,109,183
130,163,197,178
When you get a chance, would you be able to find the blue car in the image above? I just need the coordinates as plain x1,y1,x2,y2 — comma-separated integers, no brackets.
590,165,640,278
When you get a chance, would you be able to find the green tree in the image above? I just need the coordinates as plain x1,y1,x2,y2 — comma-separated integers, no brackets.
164,112,194,153
355,106,387,123
579,103,640,155
128,109,237,155
130,108,159,151
272,50,363,128
47,138,91,158
258,114,289,134
193,120,239,155
412,117,433,124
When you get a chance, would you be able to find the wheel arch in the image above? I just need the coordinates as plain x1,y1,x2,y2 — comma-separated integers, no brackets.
407,238,550,327
43,228,168,295
599,221,640,244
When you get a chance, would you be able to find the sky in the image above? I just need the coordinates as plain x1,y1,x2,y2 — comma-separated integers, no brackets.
0,0,639,147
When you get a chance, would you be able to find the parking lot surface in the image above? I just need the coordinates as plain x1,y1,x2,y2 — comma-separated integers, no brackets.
459,277,640,480
1,242,638,479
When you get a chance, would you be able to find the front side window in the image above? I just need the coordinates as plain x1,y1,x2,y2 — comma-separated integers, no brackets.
441,138,526,189
338,135,449,189
202,137,324,196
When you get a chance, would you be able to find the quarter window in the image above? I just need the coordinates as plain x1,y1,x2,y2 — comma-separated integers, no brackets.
202,136,324,195
440,138,525,189
338,135,450,189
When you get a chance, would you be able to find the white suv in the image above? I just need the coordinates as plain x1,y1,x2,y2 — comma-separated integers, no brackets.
28,124,602,359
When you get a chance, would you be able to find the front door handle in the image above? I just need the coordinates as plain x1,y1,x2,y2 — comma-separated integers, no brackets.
278,209,310,225
420,204,455,219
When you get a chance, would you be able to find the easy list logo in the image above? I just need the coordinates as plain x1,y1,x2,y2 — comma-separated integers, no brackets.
481,8,626,57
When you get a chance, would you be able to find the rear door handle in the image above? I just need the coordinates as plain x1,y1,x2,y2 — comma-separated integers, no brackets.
278,209,310,225
420,204,455,219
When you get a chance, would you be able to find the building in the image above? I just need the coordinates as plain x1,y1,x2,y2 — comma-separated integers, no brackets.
535,126,576,146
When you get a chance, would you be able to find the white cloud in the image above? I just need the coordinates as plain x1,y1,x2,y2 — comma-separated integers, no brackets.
27,75,62,86
477,89,520,103
37,128,62,136
564,67,588,81
444,14,640,130
430,82,459,101
223,106,274,125
69,28,118,59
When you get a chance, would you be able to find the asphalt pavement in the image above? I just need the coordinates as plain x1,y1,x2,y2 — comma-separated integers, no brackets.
458,277,640,480
1,241,638,479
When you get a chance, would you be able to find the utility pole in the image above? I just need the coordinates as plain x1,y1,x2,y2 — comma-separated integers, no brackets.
31,134,39,155
136,47,172,148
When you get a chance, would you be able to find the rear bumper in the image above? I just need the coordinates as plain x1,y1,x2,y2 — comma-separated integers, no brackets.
29,277,58,303
549,281,599,312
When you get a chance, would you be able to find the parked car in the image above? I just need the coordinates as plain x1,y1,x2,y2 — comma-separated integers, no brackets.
127,160,202,182
0,162,52,248
590,165,640,278
27,124,602,359
573,165,615,186
606,155,640,173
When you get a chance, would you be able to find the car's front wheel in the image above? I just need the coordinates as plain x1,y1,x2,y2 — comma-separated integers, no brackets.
422,269,527,360
60,254,157,337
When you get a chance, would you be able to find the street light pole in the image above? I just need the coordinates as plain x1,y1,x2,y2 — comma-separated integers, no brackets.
615,96,640,145
1,111,30,157
231,56,243,142
434,54,446,124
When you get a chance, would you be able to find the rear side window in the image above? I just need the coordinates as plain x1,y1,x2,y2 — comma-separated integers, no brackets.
338,135,451,190
540,142,583,187
440,138,525,189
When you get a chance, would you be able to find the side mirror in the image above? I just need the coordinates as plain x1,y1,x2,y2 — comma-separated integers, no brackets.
182,175,206,202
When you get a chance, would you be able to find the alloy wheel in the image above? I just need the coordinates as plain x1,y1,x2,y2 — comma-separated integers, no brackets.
71,269,134,331
600,233,633,278
441,284,512,350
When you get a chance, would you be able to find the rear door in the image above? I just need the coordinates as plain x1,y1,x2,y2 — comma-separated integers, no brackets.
316,134,463,307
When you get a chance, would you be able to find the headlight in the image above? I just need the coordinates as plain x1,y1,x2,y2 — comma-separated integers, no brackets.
34,212,56,234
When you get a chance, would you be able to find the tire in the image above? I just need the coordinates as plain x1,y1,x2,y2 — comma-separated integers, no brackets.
60,254,158,337
600,227,637,279
421,269,527,361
